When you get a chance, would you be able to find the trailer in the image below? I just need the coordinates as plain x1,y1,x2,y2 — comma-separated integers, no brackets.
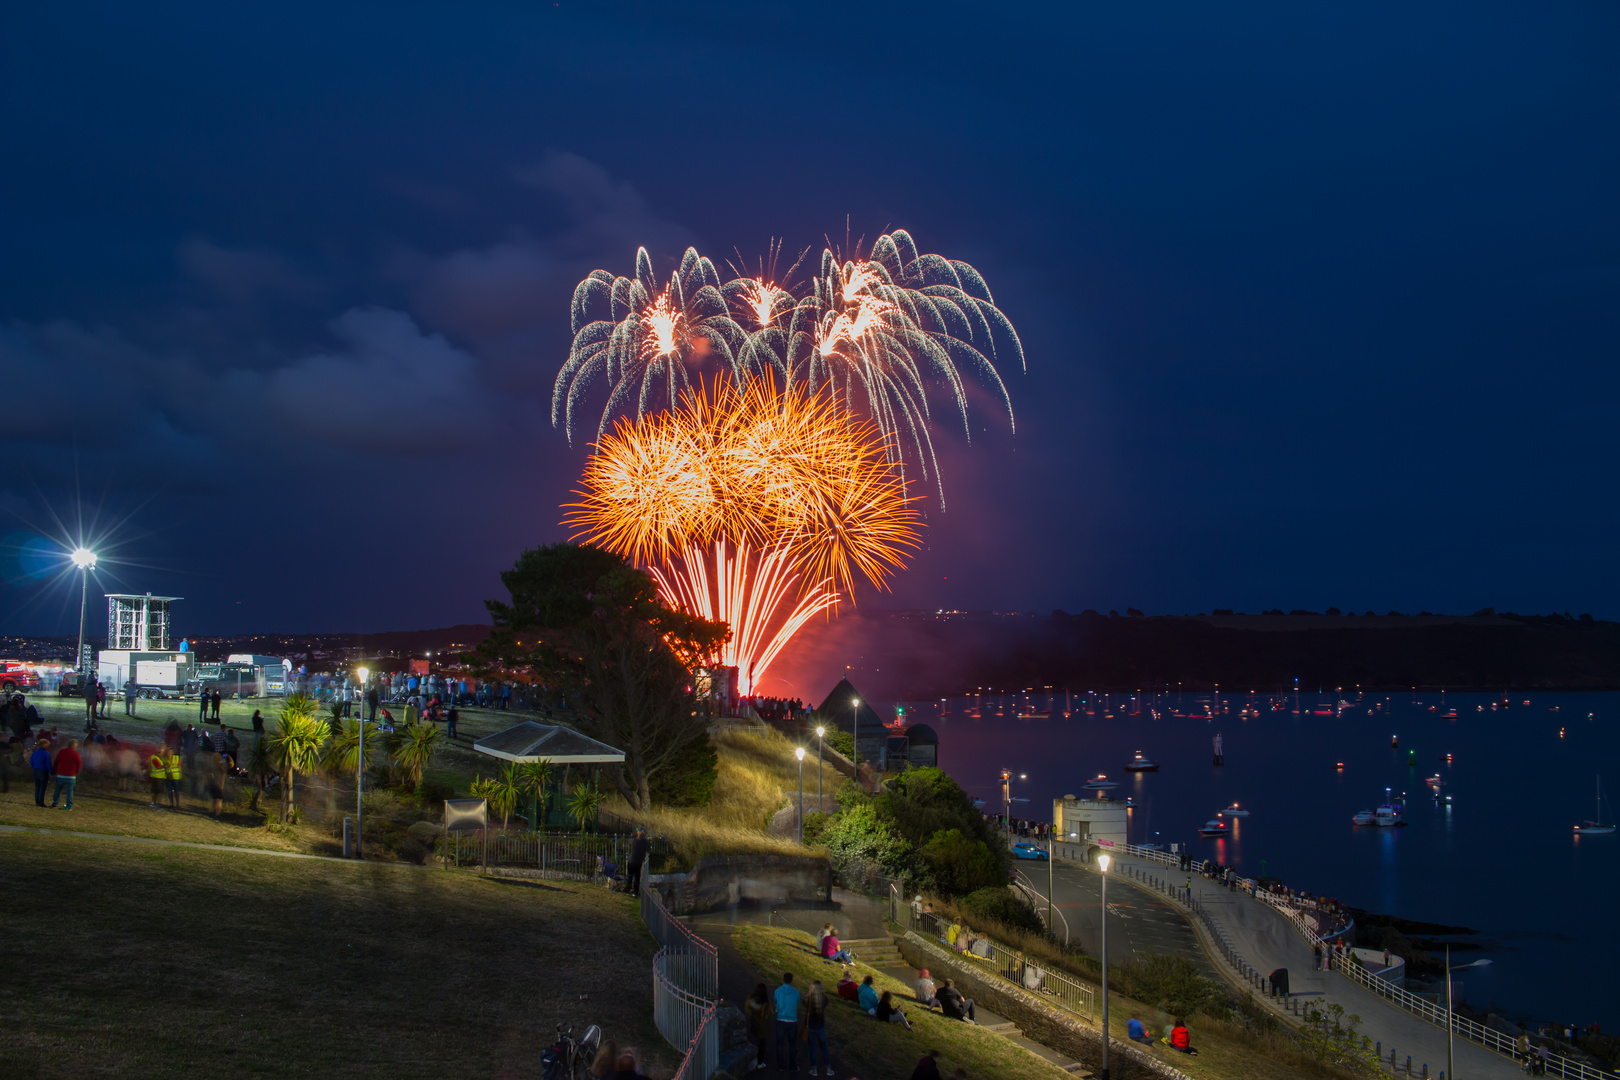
98,650,196,699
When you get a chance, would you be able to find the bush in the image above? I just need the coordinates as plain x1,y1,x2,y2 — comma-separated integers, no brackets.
648,734,718,807
819,802,907,886
416,779,455,809
918,830,1006,896
802,810,833,847
958,885,1045,935
1111,952,1229,1019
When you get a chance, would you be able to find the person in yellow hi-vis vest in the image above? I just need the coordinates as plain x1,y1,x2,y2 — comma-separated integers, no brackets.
147,748,167,809
163,746,183,809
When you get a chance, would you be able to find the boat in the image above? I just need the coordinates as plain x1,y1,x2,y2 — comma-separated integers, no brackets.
1352,809,1377,826
1574,776,1615,835
1352,802,1404,827
1198,818,1229,837
1082,774,1118,791
1221,802,1249,817
1124,751,1160,772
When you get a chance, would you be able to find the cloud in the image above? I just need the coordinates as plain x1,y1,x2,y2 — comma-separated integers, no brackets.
178,238,323,306
266,307,498,455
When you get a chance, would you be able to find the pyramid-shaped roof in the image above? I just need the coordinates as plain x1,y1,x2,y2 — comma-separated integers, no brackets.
814,678,886,734
473,721,625,764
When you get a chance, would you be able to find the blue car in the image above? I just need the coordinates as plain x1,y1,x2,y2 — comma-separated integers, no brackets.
1011,842,1049,861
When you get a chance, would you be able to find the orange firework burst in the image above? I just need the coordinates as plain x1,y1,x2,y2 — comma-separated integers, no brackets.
566,375,920,598
565,375,922,693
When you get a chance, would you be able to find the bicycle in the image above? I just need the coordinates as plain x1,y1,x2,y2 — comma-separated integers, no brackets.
542,1021,602,1080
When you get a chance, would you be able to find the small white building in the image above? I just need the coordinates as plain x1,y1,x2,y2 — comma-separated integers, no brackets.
1053,794,1129,847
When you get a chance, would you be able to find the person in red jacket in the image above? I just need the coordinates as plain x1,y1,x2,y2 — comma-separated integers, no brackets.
50,738,82,810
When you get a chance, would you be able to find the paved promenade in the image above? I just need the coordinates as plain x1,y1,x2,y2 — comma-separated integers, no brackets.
1022,850,1523,1079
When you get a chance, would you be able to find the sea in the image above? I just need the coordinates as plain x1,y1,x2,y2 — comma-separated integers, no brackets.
876,688,1619,1028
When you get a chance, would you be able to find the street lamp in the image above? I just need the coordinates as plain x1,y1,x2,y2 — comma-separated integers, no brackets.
1001,770,1026,845
356,666,369,858
850,697,860,778
1098,853,1112,1080
795,747,806,844
815,725,826,802
70,547,96,676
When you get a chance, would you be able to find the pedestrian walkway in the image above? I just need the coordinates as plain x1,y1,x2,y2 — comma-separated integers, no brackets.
1106,852,1523,1080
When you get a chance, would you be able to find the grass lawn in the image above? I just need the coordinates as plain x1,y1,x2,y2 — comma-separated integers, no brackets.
731,925,1073,1080
0,831,672,1079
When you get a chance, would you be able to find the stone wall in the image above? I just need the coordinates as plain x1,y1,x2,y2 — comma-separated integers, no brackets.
899,931,1193,1080
648,854,833,914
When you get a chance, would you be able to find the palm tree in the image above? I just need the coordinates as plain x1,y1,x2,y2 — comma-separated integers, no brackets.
320,717,373,816
467,773,519,829
518,759,554,828
568,782,604,834
385,719,439,791
267,694,329,823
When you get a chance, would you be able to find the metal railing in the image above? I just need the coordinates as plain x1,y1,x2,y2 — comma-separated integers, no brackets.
653,948,717,1063
670,1005,720,1080
900,904,1094,1024
1103,850,1619,1080
641,885,720,1000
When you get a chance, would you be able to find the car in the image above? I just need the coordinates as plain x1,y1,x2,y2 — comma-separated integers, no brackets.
1011,841,1049,861
0,660,42,693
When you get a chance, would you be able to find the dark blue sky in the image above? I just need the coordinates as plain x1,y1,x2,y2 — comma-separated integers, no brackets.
3,1,1617,636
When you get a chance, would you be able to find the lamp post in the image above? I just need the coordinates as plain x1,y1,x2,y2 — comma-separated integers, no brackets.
70,547,96,676
356,666,369,858
795,747,806,844
1099,852,1112,1080
1000,769,1026,845
1445,945,1454,1080
850,697,860,779
815,725,825,802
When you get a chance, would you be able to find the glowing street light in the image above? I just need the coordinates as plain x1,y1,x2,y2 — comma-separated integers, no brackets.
851,697,860,779
1099,852,1112,1080
795,746,806,843
69,547,97,677
356,666,370,858
815,724,826,802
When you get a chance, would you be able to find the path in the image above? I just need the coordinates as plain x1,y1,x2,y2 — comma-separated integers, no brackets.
1022,850,1522,1079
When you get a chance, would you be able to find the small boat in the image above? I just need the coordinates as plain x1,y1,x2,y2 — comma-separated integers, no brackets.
1124,751,1160,772
1221,803,1249,817
1198,818,1229,837
1083,774,1118,791
1375,803,1403,826
1574,776,1615,835
1352,809,1377,826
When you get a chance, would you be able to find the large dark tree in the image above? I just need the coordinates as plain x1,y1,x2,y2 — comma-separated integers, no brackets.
477,543,728,810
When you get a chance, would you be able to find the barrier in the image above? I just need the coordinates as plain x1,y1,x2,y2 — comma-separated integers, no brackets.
642,886,719,1080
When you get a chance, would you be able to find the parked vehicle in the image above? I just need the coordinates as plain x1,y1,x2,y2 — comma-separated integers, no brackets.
1011,841,1050,861
0,660,41,693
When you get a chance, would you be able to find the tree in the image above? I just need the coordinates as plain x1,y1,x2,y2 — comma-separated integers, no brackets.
518,760,555,825
267,694,328,824
477,543,728,810
568,782,604,833
319,717,372,817
385,720,439,791
470,766,522,828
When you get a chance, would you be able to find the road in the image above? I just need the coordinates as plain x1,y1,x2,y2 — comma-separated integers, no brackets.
1019,848,1525,1079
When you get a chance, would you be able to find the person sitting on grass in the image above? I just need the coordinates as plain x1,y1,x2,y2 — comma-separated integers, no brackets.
822,931,854,964
876,990,913,1030
1127,1013,1154,1044
913,968,939,1007
1163,1019,1198,1055
836,967,860,1002
857,974,880,1014
909,1050,942,1080
937,978,976,1024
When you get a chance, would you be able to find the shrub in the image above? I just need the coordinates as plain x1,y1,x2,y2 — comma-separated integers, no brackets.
819,802,907,886
649,733,718,807
918,830,1006,896
416,779,455,809
958,885,1044,934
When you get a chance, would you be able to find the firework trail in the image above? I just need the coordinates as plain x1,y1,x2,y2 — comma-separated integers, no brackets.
556,231,1023,503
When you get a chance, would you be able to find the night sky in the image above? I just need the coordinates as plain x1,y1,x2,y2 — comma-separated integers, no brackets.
3,2,1617,637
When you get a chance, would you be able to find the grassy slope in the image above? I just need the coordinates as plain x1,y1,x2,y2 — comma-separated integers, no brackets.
732,925,1073,1080
0,832,671,1079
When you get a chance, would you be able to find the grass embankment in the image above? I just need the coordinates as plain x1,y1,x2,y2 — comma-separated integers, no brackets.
925,897,1365,1080
0,831,669,1079
732,925,1072,1080
610,727,839,865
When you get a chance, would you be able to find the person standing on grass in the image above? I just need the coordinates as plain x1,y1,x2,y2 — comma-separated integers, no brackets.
202,748,226,817
124,681,137,716
82,678,97,724
31,740,53,807
211,688,222,720
251,709,265,743
627,828,650,896
745,983,771,1071
96,681,106,719
49,738,81,810
182,725,200,796
147,746,167,807
199,686,209,724
804,980,829,1077
163,745,183,808
774,971,800,1073
446,706,459,740
223,727,240,771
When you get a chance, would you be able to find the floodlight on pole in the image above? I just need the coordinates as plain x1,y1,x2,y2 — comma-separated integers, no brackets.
70,547,97,676
851,698,860,780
